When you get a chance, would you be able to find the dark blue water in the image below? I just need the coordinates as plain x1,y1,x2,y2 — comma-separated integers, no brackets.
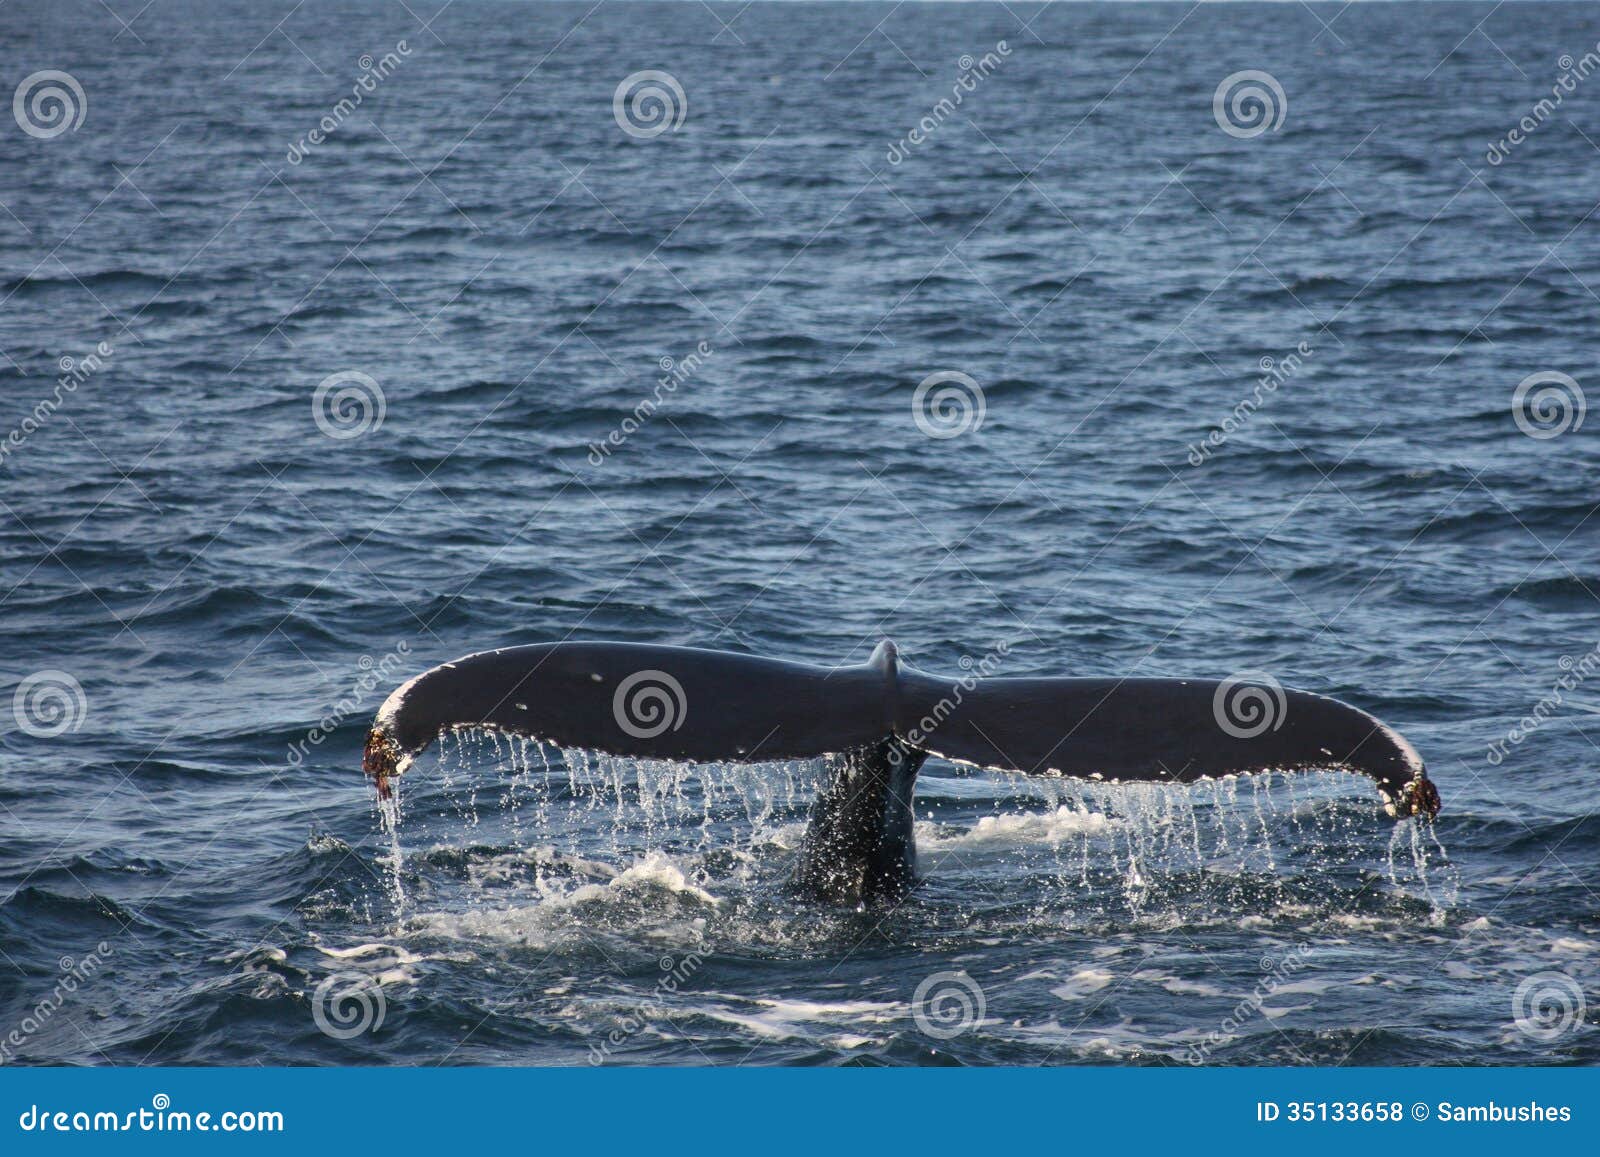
2,0,1598,1066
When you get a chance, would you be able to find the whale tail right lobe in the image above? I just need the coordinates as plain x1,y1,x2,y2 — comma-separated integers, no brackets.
905,674,1435,820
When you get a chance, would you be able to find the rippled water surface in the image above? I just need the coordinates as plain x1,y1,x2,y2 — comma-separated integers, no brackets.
1,1,1598,1065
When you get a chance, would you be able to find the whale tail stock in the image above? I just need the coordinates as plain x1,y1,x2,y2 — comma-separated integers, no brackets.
363,640,1438,902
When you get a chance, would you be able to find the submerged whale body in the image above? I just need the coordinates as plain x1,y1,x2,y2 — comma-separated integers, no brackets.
362,640,1439,903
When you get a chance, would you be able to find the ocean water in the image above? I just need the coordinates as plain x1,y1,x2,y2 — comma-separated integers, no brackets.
1,0,1597,1067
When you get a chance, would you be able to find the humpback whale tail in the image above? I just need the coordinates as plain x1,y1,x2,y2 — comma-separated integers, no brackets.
363,640,1438,903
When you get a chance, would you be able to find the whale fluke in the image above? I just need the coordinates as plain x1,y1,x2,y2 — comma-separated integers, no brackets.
363,640,1438,902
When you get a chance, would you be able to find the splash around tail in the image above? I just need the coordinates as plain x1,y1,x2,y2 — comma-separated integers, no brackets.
358,639,1440,902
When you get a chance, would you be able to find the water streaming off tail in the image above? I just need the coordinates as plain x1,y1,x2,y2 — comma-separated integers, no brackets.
917,767,1457,919
420,727,828,851
371,730,1456,932
370,729,832,945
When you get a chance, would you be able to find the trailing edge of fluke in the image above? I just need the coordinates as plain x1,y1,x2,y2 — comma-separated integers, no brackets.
362,640,1439,903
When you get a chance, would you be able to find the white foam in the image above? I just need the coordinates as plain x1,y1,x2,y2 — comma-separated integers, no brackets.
1051,968,1114,1000
1132,969,1225,997
754,997,900,1021
691,997,894,1048
1330,913,1384,931
462,845,619,889
399,849,721,948
999,1016,1174,1060
1269,978,1336,997
567,854,720,907
316,941,424,964
1260,1003,1312,1020
918,806,1116,850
